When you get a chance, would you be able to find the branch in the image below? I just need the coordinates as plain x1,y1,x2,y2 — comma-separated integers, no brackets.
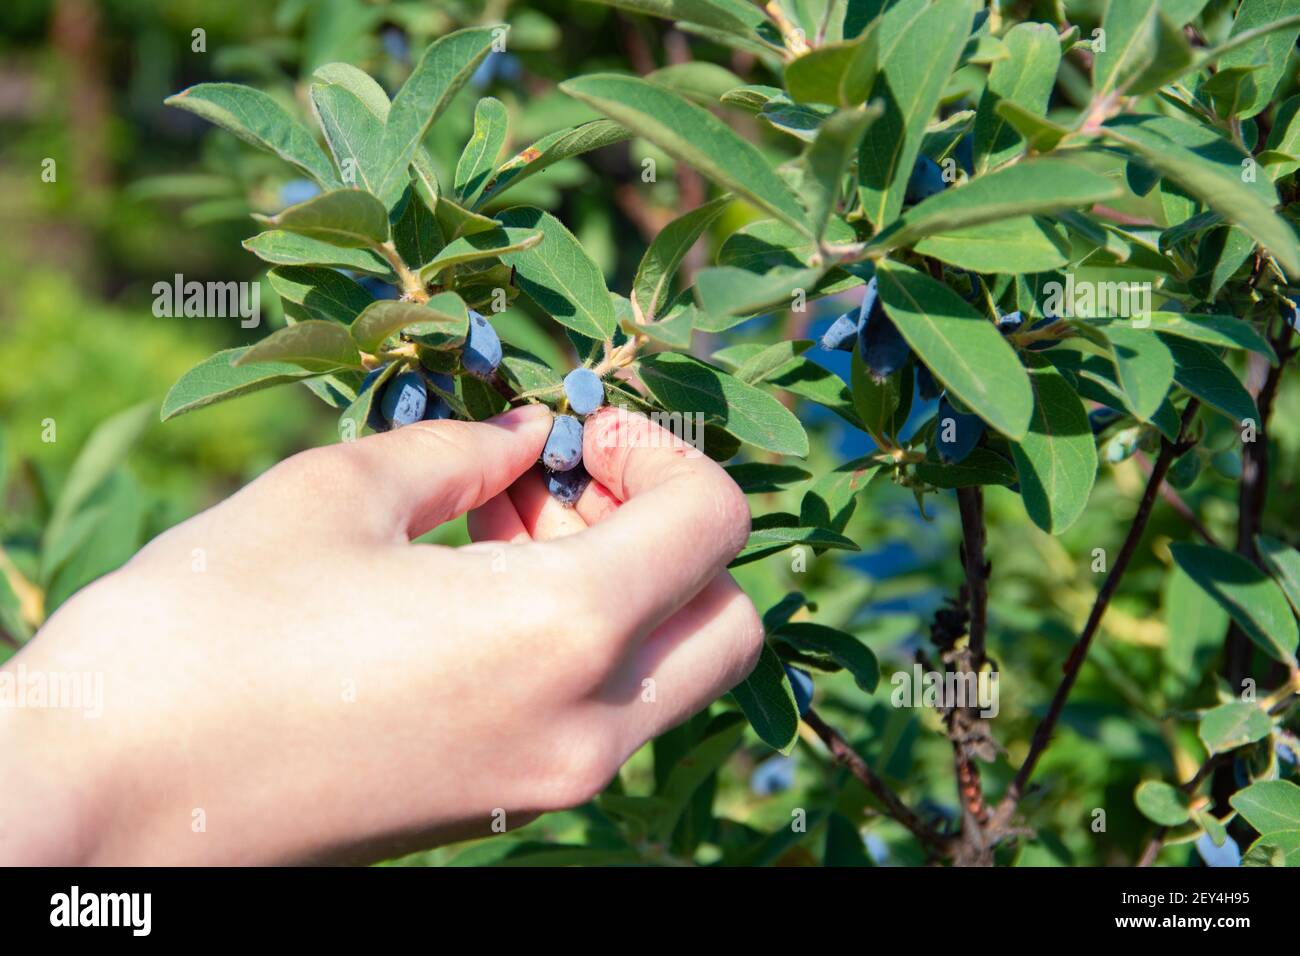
803,708,952,856
990,400,1201,831
956,486,988,666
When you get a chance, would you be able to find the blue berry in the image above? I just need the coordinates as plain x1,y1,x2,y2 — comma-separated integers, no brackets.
997,310,1024,335
542,414,584,472
1194,832,1241,868
545,462,591,506
1286,297,1299,329
563,367,605,416
917,363,941,401
359,365,391,432
784,665,814,716
858,289,911,382
749,754,796,796
905,155,947,204
380,370,428,427
1088,406,1124,434
279,178,320,208
462,310,502,379
955,134,974,175
934,396,985,464
820,310,860,352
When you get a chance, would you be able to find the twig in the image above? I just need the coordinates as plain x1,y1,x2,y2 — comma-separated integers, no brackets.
1134,452,1221,548
803,708,951,856
990,400,1201,831
956,487,988,667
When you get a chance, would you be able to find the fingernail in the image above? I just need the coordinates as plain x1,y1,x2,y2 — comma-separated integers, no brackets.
490,403,551,430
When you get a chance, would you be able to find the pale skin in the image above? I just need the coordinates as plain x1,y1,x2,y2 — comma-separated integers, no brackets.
0,404,762,865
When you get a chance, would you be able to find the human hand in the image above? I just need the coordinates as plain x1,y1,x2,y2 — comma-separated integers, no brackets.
0,404,761,865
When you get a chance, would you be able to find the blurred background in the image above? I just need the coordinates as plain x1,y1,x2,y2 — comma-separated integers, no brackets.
2,0,1298,866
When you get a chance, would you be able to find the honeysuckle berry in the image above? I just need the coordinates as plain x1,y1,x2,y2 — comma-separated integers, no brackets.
1286,297,1299,329
545,462,590,506
421,372,455,421
917,363,941,401
905,155,946,204
563,367,605,416
997,310,1024,335
858,293,911,381
1088,406,1124,434
784,665,814,717
380,370,428,427
749,754,796,796
359,365,391,432
542,414,584,472
462,310,502,379
934,396,985,464
820,310,860,352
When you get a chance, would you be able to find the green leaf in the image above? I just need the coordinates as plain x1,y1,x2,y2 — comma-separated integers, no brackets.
1230,780,1300,835
972,22,1061,173
873,159,1121,253
1097,323,1175,422
855,0,970,227
375,27,500,208
913,216,1072,273
243,230,394,277
42,403,152,564
1162,565,1229,704
725,462,812,493
1009,359,1097,534
992,100,1071,152
579,0,768,34
267,266,375,325
1214,0,1300,119
351,294,468,354
1198,701,1273,755
475,120,631,208
874,260,1033,439
311,82,385,194
455,96,509,206
1135,312,1277,363
1170,542,1299,666
164,83,338,187
916,446,1019,488
391,189,444,271
252,189,389,247
849,347,904,443
234,320,363,372
731,526,860,566
312,61,391,118
1134,780,1191,826
339,361,399,437
494,206,616,339
784,21,879,107
773,622,879,693
416,226,543,283
631,197,731,323
1104,116,1300,276
650,712,746,843
693,265,830,331
560,73,810,233
1161,335,1258,424
636,352,809,456
1092,0,1194,98
1257,535,1300,617
806,107,881,241
799,458,879,532
161,347,317,421
729,642,801,754
734,339,813,385
497,343,562,396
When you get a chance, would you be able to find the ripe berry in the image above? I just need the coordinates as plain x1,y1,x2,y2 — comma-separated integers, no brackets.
421,371,455,421
380,370,428,427
749,754,796,796
934,397,985,464
858,290,911,381
917,363,941,401
784,665,814,717
1088,406,1124,434
462,310,502,378
905,155,946,204
545,462,590,506
542,414,584,472
820,310,860,352
997,310,1024,335
359,365,391,432
563,367,605,416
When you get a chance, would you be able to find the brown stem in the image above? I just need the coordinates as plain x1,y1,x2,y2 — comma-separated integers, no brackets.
804,708,951,855
956,487,988,667
991,400,1200,830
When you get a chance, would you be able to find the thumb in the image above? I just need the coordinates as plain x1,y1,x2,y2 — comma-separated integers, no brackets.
321,403,553,541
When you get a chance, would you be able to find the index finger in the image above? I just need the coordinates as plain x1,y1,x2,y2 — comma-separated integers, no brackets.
553,406,751,632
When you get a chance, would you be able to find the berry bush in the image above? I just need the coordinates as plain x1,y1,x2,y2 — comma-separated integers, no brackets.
4,0,1300,868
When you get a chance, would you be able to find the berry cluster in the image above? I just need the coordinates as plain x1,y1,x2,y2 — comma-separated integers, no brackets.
541,367,606,506
360,308,504,432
